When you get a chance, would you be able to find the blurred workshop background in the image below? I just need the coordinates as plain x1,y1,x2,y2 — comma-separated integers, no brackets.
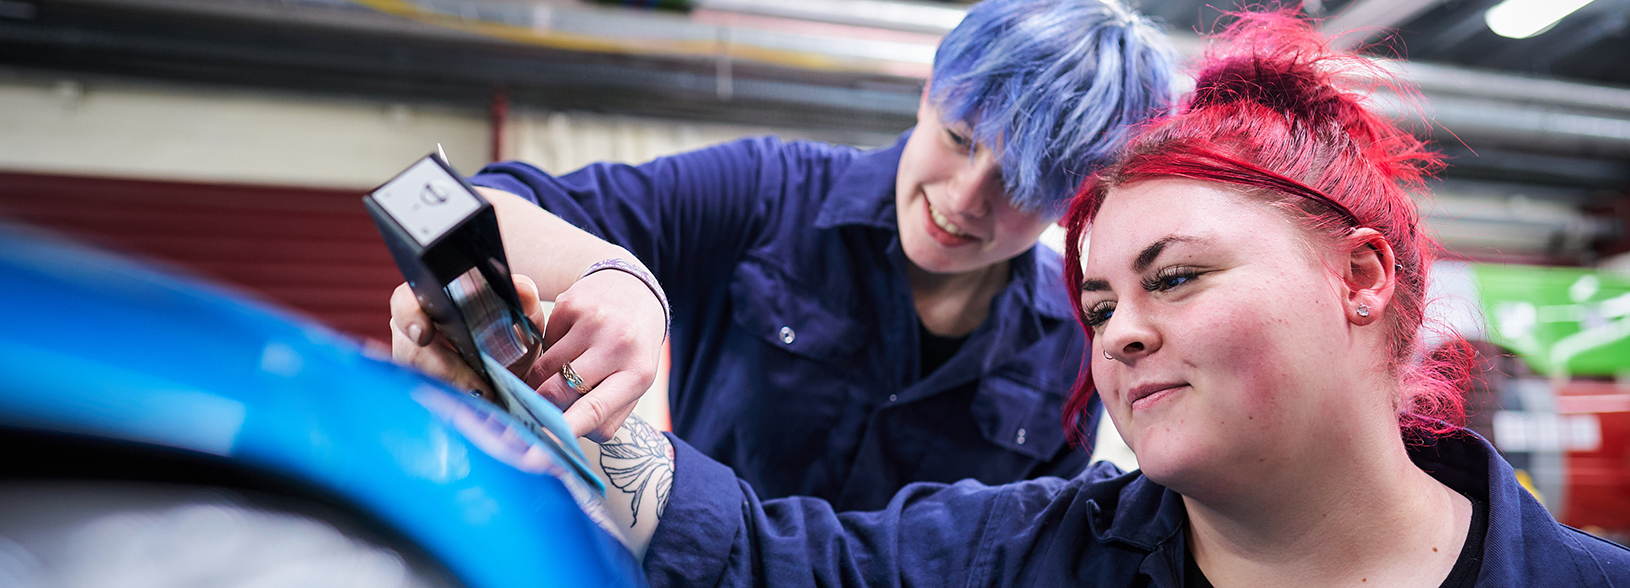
1,0,1628,543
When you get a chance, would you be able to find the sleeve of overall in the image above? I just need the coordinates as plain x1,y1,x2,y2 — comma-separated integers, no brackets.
468,137,786,289
644,434,1036,588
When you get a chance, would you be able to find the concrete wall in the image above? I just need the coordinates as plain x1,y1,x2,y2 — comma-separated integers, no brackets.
0,73,491,188
0,70,878,187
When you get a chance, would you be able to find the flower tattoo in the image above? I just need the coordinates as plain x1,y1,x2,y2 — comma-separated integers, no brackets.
598,416,674,526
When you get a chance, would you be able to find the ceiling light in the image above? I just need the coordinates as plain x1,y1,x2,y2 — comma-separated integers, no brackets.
1485,0,1597,39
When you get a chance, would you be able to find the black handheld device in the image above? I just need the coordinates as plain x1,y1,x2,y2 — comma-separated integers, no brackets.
364,153,605,495
362,154,542,406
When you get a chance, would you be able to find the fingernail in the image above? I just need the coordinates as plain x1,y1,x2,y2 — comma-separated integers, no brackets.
408,323,427,345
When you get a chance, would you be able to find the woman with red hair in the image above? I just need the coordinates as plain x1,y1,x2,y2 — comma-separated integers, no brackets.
1045,11,1630,586
425,12,1630,586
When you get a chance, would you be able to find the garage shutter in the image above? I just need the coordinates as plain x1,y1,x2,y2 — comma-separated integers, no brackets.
0,171,398,345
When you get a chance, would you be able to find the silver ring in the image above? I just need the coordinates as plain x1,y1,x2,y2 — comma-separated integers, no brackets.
560,361,590,394
1103,350,1115,362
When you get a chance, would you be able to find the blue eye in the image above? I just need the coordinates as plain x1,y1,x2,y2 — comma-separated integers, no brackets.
1143,267,1200,292
1084,303,1115,327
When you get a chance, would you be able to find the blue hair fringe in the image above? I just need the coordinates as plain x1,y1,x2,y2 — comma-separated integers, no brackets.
931,0,1179,214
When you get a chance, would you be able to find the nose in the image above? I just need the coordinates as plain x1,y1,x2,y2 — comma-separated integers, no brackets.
1099,301,1161,365
942,152,1002,217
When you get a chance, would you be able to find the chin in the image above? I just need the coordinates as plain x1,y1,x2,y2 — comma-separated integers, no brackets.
1139,437,1279,502
1129,448,1189,486
1127,432,1219,491
900,236,965,274
910,257,965,275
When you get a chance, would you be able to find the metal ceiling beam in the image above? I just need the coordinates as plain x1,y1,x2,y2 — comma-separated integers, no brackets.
693,0,964,35
1370,92,1630,159
1390,61,1630,117
0,1,923,132
10,0,1630,163
1322,0,1453,50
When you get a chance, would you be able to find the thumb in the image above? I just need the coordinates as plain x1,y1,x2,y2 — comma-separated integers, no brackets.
512,274,546,328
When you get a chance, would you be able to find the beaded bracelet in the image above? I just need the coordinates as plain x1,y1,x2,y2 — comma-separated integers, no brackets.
579,258,671,339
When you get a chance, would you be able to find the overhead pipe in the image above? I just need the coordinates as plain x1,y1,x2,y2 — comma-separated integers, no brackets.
1367,91,1630,159
1388,61,1630,118
1360,62,1630,158
46,0,1630,158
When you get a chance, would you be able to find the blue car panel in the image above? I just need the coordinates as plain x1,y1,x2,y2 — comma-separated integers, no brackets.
0,224,645,588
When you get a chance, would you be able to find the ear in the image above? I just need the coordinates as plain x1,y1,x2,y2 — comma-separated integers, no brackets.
1343,228,1395,327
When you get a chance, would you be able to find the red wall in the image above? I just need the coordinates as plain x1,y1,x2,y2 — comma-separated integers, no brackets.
0,171,399,344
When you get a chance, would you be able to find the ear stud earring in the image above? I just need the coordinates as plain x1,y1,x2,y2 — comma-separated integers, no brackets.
1356,304,1371,318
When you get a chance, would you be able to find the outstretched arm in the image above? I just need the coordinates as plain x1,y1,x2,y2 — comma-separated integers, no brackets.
395,140,779,441
577,422,1075,588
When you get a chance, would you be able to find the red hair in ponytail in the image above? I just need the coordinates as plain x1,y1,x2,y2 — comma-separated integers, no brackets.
1061,11,1468,445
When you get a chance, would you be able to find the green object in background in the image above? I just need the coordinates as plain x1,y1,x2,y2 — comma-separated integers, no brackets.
1472,264,1630,377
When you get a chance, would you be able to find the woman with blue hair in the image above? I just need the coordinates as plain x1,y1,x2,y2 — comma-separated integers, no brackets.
391,0,1177,511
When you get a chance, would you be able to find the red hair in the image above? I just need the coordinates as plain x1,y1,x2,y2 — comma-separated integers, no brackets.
1061,11,1469,445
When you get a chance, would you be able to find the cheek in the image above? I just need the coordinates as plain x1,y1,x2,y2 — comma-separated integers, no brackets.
898,144,931,178
1177,290,1304,410
992,212,1052,252
1187,280,1346,420
895,141,928,190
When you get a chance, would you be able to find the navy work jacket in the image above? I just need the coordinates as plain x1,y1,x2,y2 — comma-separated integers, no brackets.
471,134,1093,511
644,429,1630,587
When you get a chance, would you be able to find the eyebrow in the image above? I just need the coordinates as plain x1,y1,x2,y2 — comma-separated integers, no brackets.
1134,235,1204,273
1079,235,1207,292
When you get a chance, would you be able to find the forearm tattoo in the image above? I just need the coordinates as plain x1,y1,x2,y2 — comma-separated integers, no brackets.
599,415,674,526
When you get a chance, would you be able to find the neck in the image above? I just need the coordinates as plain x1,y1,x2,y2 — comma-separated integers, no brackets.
906,259,1010,337
1182,411,1472,588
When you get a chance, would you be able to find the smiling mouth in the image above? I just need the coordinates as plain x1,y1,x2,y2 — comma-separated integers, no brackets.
927,201,973,238
1127,383,1187,410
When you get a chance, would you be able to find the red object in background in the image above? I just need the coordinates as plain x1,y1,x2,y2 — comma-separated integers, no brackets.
491,86,509,164
0,171,400,344
1558,380,1630,539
